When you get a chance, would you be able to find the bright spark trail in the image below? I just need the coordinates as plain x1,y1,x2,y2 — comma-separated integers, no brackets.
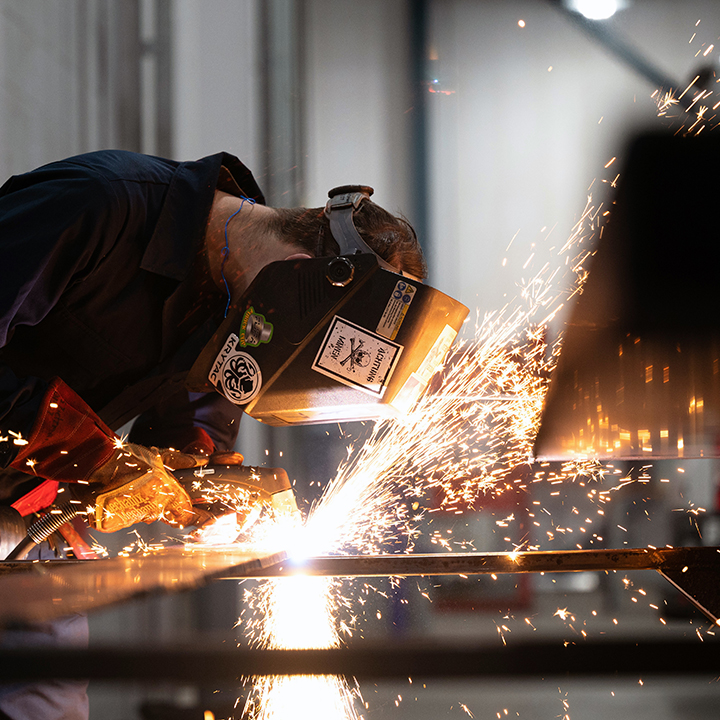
231,190,609,719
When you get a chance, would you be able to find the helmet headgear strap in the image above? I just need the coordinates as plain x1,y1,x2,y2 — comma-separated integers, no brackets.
324,185,398,273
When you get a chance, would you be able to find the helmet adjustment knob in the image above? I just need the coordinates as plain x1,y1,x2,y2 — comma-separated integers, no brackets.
325,256,355,287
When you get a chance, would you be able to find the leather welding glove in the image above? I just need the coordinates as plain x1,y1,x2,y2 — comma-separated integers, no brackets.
159,447,212,471
164,427,244,468
10,378,203,532
207,451,245,466
175,426,217,458
74,443,203,533
159,429,244,471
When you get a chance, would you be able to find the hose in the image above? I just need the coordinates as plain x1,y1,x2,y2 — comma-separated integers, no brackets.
5,504,80,561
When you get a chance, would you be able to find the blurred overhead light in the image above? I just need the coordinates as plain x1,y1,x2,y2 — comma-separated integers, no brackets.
565,0,626,21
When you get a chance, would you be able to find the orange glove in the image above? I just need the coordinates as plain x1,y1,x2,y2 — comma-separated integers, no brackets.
75,443,208,533
206,451,245,466
9,378,219,531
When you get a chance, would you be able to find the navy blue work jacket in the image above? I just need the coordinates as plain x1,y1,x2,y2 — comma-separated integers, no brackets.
0,150,265,502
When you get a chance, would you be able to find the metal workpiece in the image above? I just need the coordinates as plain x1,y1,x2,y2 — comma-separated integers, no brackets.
240,546,720,624
0,546,285,626
239,546,720,577
1,546,718,626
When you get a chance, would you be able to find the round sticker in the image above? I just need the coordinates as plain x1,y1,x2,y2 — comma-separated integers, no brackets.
219,350,262,404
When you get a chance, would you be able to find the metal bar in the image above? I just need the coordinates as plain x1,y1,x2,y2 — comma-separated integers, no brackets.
6,546,714,580
2,547,718,625
0,547,286,626
0,639,718,683
234,546,720,578
236,547,720,624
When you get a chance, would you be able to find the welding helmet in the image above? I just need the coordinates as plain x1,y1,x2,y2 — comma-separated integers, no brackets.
186,186,469,425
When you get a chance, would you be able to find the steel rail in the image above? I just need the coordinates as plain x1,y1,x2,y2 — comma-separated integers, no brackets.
2,547,718,625
234,546,720,578
235,546,720,624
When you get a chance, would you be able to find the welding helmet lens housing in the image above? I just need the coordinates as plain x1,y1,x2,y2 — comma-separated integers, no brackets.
186,187,468,425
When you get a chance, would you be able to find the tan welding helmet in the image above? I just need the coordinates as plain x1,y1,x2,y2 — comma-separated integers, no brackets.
187,187,469,425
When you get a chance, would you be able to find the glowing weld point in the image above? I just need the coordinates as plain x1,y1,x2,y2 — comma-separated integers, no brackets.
554,607,570,620
194,513,240,546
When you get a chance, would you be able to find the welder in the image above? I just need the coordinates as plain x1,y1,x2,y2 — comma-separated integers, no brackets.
0,151,429,524
0,149,431,720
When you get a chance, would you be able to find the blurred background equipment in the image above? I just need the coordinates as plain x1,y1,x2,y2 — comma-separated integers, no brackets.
535,132,720,461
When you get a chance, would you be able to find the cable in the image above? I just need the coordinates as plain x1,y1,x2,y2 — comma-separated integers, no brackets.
222,196,256,317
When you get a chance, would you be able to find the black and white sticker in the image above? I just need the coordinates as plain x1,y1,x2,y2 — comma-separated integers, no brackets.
209,333,262,405
313,317,402,397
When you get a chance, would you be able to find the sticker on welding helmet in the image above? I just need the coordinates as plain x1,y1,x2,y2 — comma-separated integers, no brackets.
239,306,274,347
208,333,262,405
377,280,417,340
313,317,402,397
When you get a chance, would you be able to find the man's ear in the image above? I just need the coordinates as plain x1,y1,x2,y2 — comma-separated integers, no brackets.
284,253,313,261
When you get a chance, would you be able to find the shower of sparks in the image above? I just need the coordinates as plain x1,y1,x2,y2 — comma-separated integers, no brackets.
652,25,720,135
299,307,552,557
296,192,605,561
228,189,612,718
239,576,361,720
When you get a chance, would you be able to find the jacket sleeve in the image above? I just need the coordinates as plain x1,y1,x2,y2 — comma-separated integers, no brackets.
128,390,244,454
0,162,122,474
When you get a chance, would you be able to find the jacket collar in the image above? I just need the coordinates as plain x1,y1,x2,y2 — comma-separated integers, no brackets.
141,152,265,281
142,153,266,361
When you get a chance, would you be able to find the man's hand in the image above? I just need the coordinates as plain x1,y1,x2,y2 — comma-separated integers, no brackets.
75,443,203,533
7,378,229,532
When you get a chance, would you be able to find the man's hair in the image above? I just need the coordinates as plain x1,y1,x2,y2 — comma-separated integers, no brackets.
271,199,428,279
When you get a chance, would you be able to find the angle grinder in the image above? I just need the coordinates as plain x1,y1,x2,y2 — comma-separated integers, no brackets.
173,462,301,526
2,463,301,561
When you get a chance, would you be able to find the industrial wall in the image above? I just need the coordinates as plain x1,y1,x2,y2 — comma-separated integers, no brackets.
0,1,143,176
427,0,720,318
